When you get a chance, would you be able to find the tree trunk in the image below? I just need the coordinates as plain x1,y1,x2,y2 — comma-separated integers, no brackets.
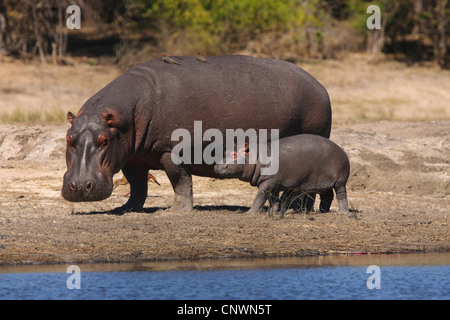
367,14,387,62
32,3,46,64
435,0,448,67
0,0,11,54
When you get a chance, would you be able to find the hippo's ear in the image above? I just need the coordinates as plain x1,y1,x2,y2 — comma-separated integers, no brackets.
67,112,76,125
240,142,250,155
102,109,121,128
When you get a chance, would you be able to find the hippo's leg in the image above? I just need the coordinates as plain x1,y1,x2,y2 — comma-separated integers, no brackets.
247,190,268,214
319,189,334,213
160,153,193,212
295,192,315,212
305,193,316,212
268,190,280,215
247,181,273,214
335,184,349,213
270,199,280,213
278,190,298,213
112,162,149,214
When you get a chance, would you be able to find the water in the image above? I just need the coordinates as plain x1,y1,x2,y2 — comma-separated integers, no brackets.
0,253,449,300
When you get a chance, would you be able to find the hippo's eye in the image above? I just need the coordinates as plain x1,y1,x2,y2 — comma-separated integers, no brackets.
66,135,75,149
97,135,109,149
229,151,237,159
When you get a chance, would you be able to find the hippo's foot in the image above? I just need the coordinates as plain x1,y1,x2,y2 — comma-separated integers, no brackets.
335,185,350,214
245,208,261,214
161,153,193,212
109,202,143,215
171,194,193,212
113,162,150,215
337,202,350,213
246,183,272,214
338,207,350,213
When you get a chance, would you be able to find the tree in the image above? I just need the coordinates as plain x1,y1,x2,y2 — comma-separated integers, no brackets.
0,0,87,63
434,0,448,67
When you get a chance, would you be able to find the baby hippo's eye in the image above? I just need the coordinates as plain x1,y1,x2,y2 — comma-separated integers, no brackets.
97,135,109,149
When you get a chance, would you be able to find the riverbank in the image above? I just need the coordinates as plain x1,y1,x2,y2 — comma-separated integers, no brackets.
0,120,448,265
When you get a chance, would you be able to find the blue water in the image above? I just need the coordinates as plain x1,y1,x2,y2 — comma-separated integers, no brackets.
1,263,448,300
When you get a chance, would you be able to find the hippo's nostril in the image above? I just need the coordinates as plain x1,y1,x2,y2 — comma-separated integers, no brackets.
86,182,93,190
69,183,76,191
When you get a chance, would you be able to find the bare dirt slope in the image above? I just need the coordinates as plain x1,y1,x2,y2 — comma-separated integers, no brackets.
0,120,448,265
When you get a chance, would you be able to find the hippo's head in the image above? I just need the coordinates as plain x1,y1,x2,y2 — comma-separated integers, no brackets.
214,143,250,178
62,110,129,202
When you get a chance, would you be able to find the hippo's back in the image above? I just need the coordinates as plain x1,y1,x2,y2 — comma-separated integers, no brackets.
130,55,331,139
279,134,349,180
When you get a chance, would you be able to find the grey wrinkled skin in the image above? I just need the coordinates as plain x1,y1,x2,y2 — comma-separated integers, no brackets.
214,134,350,214
62,55,332,214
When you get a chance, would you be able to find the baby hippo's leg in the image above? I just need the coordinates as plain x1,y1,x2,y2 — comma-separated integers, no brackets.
270,199,281,214
335,184,349,213
247,180,272,214
268,190,281,214
247,189,268,213
279,190,298,213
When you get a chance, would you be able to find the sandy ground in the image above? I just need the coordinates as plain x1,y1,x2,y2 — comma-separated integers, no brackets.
0,56,449,265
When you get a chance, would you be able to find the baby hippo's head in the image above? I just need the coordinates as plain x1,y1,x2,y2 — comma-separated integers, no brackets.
214,144,249,177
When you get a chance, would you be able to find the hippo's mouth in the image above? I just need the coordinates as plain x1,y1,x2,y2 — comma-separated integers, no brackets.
213,164,228,176
62,172,113,202
213,164,241,178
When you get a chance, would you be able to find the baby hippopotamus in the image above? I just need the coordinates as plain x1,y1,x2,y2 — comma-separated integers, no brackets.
214,134,350,214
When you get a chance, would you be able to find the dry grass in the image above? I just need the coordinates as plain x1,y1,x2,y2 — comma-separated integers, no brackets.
0,60,119,124
300,54,450,121
1,53,450,124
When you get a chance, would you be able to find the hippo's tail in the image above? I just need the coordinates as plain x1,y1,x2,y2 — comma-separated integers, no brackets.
324,98,332,139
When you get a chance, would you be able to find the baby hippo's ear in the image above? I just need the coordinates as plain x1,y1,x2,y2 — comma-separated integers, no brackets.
240,142,249,155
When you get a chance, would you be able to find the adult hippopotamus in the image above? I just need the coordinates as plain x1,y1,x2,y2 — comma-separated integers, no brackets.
214,134,350,214
62,55,332,213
